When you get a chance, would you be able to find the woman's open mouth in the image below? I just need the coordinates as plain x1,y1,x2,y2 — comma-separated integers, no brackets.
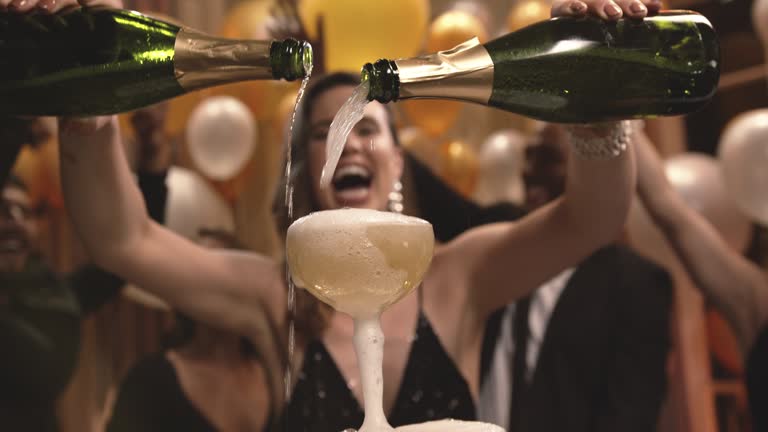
332,164,373,206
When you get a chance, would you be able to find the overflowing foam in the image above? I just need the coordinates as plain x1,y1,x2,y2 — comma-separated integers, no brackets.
286,209,433,318
353,317,393,431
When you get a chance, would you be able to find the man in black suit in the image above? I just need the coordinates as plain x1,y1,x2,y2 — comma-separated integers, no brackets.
478,124,673,432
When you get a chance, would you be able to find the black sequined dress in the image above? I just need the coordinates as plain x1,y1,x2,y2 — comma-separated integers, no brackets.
284,310,476,432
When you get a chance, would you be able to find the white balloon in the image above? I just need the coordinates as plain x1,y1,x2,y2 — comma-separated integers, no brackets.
666,153,753,253
718,109,768,227
165,167,235,240
187,96,257,181
474,129,526,205
629,153,753,262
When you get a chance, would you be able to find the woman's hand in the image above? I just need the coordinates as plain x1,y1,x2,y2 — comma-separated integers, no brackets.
0,0,122,13
551,0,660,20
551,0,658,152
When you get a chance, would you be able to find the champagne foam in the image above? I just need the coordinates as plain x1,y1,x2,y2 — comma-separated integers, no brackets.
286,209,433,317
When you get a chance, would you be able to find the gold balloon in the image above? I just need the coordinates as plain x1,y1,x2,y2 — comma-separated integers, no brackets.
220,0,273,40
427,10,489,52
507,0,550,32
298,0,322,39
438,139,479,197
300,0,430,72
404,9,488,139
213,80,299,121
401,99,462,138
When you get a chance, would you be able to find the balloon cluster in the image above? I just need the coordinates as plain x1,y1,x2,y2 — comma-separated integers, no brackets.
132,0,555,207
299,0,430,72
718,109,768,227
628,153,753,263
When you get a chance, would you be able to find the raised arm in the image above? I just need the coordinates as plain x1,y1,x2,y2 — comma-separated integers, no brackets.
70,105,172,315
434,0,667,319
634,129,768,354
440,119,635,318
59,116,285,338
59,116,287,412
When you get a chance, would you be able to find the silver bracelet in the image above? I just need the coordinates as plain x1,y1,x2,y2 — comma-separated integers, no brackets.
565,120,633,160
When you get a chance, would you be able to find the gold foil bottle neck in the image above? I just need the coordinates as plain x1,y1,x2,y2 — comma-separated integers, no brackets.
395,37,495,104
173,28,274,91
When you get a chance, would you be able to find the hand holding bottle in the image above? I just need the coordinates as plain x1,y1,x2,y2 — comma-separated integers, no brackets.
551,0,660,20
363,2,716,123
551,0,656,157
0,2,311,118
0,0,122,133
0,0,122,13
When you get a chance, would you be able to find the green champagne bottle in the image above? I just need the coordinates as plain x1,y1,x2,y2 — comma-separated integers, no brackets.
363,11,719,123
0,8,312,116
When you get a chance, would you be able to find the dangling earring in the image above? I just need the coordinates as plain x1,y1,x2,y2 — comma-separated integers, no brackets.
387,180,404,214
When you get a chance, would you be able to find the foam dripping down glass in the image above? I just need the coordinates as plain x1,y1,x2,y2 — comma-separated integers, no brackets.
286,209,506,432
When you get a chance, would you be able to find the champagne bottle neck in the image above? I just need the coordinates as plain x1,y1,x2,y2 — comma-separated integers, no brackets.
363,59,401,103
174,30,311,91
363,38,495,105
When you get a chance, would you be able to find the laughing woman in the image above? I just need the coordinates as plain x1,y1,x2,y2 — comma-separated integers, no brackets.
10,0,658,430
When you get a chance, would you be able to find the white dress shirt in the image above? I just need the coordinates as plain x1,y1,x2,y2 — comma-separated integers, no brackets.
478,268,575,428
